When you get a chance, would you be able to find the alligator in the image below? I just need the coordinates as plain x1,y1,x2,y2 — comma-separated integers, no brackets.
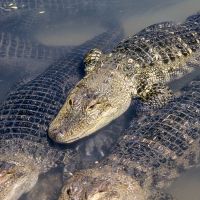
48,12,200,144
0,31,74,104
58,76,200,200
0,21,123,200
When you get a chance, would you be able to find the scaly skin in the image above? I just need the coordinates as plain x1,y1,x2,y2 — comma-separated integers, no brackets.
59,78,200,200
0,30,73,105
0,22,123,200
0,32,73,60
49,12,200,143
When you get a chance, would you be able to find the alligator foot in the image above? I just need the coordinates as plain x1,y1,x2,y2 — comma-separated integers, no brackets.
84,48,103,74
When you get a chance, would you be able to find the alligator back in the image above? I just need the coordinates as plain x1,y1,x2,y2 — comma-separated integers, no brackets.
110,13,200,84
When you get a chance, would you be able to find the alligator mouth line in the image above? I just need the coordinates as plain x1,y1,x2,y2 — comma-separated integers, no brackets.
53,127,96,144
54,117,113,144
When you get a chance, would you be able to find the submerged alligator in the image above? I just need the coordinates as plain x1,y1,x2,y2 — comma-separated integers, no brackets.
0,22,123,200
49,12,200,143
0,31,73,68
0,30,74,104
59,78,200,200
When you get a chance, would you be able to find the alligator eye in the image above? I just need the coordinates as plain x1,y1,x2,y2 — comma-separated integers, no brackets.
69,99,73,106
88,104,95,109
87,102,101,110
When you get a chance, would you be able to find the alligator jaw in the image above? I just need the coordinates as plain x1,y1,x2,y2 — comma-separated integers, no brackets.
48,102,130,144
59,165,146,200
0,156,39,200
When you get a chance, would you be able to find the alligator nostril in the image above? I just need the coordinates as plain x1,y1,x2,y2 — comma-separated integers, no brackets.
56,131,64,136
66,188,71,196
59,131,65,135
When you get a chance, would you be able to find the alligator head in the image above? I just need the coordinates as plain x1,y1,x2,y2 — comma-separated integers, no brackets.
0,157,39,200
58,166,146,200
48,67,132,143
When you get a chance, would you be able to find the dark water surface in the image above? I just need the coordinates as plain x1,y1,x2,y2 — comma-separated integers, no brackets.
0,0,200,199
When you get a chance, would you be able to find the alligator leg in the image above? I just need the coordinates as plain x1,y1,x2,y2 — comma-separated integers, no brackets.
84,48,103,74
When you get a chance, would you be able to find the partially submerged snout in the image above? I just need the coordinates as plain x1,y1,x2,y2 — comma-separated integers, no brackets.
0,159,39,200
48,68,131,143
59,166,146,200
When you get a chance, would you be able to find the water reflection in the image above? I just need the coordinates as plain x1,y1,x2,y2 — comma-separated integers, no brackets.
169,166,200,200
